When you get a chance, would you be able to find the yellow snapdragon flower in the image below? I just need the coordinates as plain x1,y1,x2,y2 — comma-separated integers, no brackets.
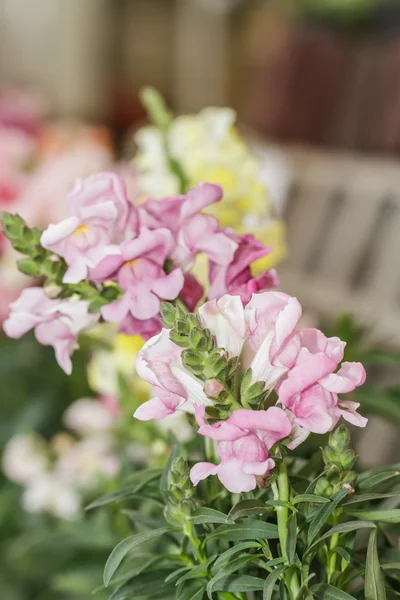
134,107,286,271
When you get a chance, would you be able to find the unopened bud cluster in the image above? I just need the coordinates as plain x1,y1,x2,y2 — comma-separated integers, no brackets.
315,426,357,498
161,302,239,420
164,457,199,527
1,212,122,312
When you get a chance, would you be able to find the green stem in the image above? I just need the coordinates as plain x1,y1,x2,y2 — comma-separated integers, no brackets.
327,514,340,583
274,462,301,600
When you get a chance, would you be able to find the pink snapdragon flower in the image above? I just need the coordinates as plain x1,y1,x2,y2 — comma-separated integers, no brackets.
199,292,302,391
140,183,237,270
190,405,292,493
134,329,211,421
41,172,134,284
277,328,367,434
208,232,278,303
100,228,184,335
3,287,98,374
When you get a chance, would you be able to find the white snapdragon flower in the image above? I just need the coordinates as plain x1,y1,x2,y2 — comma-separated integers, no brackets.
63,397,117,436
22,474,81,520
2,433,48,485
56,435,120,488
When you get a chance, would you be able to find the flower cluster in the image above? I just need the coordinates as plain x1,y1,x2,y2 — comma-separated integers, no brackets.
135,100,286,271
2,174,276,372
0,87,113,323
2,396,121,519
134,292,367,493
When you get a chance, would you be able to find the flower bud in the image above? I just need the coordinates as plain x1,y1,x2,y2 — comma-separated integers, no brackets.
315,477,334,498
160,302,177,329
182,349,203,368
329,425,350,454
205,379,224,397
339,450,356,470
17,258,41,277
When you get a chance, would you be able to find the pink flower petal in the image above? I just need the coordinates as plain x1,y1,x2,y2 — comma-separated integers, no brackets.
190,461,219,486
320,362,367,394
151,268,184,300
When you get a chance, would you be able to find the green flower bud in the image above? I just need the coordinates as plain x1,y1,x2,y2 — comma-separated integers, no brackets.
164,504,185,527
17,258,41,277
315,477,334,498
169,328,190,348
160,302,176,328
339,450,356,470
329,425,350,454
175,319,190,335
188,327,207,350
182,349,203,368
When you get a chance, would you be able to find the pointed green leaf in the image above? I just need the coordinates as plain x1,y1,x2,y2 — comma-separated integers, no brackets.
176,581,206,600
307,521,375,553
307,488,350,546
343,492,400,506
177,555,216,585
211,575,265,593
214,541,261,567
227,499,272,521
365,529,386,600
293,494,330,506
205,519,278,543
263,565,287,600
346,509,400,524
207,553,260,598
358,470,400,491
190,507,227,525
310,583,357,599
103,527,175,586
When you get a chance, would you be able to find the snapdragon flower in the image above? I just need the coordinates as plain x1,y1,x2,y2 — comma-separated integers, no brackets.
3,287,98,374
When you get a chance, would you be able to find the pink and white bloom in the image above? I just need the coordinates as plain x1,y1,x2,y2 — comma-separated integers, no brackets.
41,172,134,283
22,474,81,520
63,397,119,435
199,292,302,391
277,328,367,434
3,287,98,374
140,183,237,270
190,405,292,493
134,329,211,421
208,232,277,303
101,228,184,334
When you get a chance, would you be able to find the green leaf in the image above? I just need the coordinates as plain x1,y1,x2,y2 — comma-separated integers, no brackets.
382,563,400,571
207,553,260,598
227,499,272,521
310,583,357,599
287,512,297,564
176,580,207,600
343,492,400,506
165,566,191,583
358,470,400,491
86,468,162,510
109,569,174,600
214,542,261,567
205,519,279,543
211,575,265,593
365,529,386,600
263,565,287,600
293,495,330,506
307,521,376,552
190,507,227,525
103,527,175,586
307,488,350,546
346,509,400,523
177,555,216,585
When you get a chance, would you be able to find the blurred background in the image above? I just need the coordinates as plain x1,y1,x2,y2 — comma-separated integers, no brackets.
1,1,400,598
